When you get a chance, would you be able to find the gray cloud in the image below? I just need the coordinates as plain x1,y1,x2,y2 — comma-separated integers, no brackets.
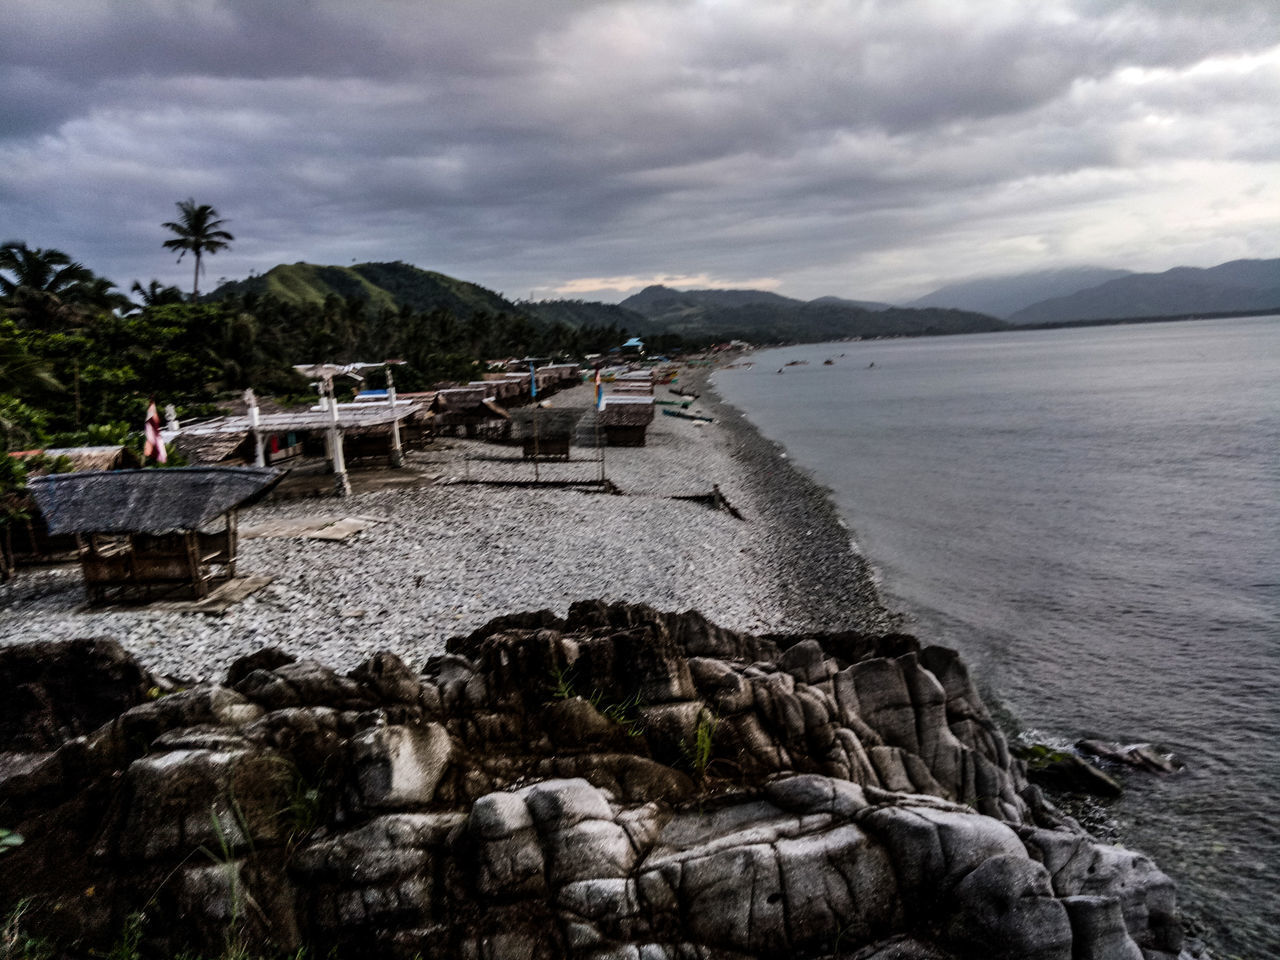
1,0,1277,303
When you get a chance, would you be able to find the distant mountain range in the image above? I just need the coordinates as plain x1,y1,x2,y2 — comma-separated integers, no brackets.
1006,259,1280,324
615,285,1002,341
911,259,1280,323
908,267,1133,319
208,257,1279,348
209,267,1005,344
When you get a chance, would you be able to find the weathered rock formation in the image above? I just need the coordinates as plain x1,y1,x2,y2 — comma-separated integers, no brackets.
0,602,1185,959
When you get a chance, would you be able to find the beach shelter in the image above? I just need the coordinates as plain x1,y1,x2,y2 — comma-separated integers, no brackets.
25,466,283,602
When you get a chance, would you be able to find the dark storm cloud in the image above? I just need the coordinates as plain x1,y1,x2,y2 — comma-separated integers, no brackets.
1,0,1277,301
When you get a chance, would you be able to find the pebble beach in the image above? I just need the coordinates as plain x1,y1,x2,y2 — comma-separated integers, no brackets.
0,369,892,679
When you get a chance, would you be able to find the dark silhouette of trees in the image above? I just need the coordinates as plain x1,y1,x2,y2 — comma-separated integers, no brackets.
131,279,186,309
161,199,234,301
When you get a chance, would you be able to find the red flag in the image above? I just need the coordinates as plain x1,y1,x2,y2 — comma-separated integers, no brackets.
143,400,167,464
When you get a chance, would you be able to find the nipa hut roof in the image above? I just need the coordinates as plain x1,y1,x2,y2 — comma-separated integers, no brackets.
599,396,655,427
435,387,488,410
12,446,137,473
27,467,284,536
171,431,251,465
508,406,585,440
178,403,421,440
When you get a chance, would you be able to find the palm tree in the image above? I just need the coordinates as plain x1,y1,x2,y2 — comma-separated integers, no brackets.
0,242,97,330
130,279,186,310
0,242,94,300
161,199,234,301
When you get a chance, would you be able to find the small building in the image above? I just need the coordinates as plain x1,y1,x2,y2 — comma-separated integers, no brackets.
508,407,584,461
4,447,144,566
598,396,655,446
25,466,283,603
612,370,656,396
177,403,422,468
433,388,509,438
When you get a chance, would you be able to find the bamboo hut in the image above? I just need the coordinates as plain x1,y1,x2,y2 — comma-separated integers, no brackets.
177,402,421,468
598,396,655,446
433,388,509,438
508,407,585,460
26,466,283,603
4,447,144,565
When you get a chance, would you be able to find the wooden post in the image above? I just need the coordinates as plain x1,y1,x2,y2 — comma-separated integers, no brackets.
387,366,404,468
325,377,351,497
184,531,208,599
247,389,266,467
226,508,238,579
533,409,540,483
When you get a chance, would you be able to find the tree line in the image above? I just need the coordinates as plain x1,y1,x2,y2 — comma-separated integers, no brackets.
1,214,634,454
1,204,650,550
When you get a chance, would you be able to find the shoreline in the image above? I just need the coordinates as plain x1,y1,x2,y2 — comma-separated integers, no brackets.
684,364,893,635
0,367,893,679
0,360,1199,960
706,345,1232,959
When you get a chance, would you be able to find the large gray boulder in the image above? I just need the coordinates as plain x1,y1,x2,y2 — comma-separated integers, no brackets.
0,602,1188,960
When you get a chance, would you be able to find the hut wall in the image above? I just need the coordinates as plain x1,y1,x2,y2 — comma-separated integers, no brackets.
603,425,648,447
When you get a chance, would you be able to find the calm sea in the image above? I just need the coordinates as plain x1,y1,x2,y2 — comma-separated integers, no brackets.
715,316,1279,958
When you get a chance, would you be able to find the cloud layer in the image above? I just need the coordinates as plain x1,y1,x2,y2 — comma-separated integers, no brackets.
2,0,1277,302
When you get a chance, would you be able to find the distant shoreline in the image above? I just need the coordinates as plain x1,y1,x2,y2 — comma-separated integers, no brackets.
1009,305,1279,332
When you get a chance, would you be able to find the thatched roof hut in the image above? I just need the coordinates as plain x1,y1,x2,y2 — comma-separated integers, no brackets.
599,397,655,447
27,467,283,536
434,387,488,411
171,431,253,466
508,407,585,441
599,396,655,427
10,446,141,474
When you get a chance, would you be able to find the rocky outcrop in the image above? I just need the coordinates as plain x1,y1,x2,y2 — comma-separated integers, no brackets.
0,602,1185,959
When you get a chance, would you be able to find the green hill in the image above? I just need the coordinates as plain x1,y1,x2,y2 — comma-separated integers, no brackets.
210,265,1007,345
521,298,647,330
619,285,1006,341
209,261,521,317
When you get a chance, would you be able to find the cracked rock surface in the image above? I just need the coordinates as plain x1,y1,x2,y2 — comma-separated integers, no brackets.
0,602,1185,959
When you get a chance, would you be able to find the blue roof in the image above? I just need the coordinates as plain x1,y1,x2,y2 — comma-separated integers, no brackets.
622,337,645,347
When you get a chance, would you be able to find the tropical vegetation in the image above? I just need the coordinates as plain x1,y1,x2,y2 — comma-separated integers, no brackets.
0,242,636,463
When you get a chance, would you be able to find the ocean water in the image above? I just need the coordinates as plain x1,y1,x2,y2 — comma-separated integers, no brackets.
715,316,1279,958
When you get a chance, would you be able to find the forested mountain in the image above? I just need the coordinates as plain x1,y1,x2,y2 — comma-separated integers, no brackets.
909,267,1132,319
519,298,647,331
619,284,1004,342
809,295,895,311
209,261,519,317
620,285,802,315
1007,258,1280,324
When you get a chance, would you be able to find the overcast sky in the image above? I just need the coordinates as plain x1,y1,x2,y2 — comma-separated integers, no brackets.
2,0,1277,304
